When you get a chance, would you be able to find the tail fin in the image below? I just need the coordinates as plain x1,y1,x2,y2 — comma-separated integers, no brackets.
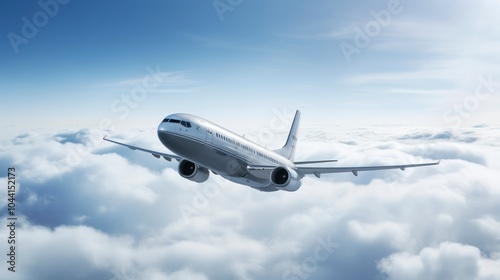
274,110,300,161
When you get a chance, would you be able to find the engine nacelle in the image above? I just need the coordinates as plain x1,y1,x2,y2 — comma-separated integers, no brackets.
178,159,209,183
270,166,301,192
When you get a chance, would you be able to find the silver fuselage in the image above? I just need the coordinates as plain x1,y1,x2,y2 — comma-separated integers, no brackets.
157,113,295,191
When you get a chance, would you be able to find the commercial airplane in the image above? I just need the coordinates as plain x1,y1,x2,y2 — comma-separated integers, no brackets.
104,110,439,192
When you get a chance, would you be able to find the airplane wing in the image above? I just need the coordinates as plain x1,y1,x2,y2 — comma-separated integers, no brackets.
296,161,440,178
294,159,338,164
103,136,182,162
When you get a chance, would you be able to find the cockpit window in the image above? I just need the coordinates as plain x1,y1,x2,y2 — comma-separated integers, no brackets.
180,121,192,128
164,118,190,127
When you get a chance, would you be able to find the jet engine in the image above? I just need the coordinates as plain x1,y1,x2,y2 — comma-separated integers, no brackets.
178,159,209,183
270,167,301,192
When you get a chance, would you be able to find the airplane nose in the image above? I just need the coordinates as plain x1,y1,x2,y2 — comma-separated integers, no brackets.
157,122,175,142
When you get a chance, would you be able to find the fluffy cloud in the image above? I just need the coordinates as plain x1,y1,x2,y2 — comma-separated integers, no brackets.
0,124,499,279
378,242,500,280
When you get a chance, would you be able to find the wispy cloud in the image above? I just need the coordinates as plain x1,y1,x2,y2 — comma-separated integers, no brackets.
103,70,201,94
292,1,500,100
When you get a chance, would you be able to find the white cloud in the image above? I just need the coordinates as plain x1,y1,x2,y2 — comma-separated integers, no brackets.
474,216,500,240
1,125,499,279
348,220,410,249
378,242,500,280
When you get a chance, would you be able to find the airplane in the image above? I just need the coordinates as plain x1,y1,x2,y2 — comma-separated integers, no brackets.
103,110,439,192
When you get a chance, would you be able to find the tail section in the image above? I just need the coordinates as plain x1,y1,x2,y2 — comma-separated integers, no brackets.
274,110,300,161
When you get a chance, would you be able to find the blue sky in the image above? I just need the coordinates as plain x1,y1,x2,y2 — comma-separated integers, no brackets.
2,0,498,130
1,1,500,279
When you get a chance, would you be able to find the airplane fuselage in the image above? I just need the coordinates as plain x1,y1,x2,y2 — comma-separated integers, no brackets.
157,113,297,191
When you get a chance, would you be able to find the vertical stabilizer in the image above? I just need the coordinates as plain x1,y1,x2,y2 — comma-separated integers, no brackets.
274,110,300,161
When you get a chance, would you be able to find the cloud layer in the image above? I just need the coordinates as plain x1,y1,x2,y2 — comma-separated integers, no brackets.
1,124,499,280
